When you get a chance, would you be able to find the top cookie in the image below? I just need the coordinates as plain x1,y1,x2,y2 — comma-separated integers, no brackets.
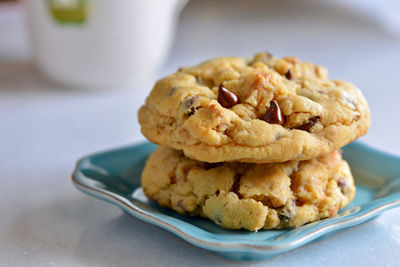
139,52,370,163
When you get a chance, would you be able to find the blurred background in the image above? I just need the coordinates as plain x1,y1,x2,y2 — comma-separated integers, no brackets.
1,0,400,266
2,0,400,155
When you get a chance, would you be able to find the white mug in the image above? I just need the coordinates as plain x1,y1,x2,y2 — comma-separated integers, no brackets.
26,0,188,88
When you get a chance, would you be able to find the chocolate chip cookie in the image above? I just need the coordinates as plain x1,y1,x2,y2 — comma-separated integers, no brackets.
141,146,355,231
138,52,370,163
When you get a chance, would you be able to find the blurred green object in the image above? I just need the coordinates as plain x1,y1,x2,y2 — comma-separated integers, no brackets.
47,0,87,24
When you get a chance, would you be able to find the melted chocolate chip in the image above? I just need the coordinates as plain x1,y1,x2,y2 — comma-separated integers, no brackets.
337,179,348,194
183,96,199,108
278,201,295,224
218,84,239,108
262,100,285,125
185,107,196,117
204,162,223,170
279,214,291,224
215,213,223,224
231,175,242,199
278,208,293,224
296,116,320,131
177,200,185,210
182,96,201,118
168,87,177,96
284,69,293,80
337,179,346,188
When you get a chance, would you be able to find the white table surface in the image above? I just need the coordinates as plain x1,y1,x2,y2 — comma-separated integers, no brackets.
1,1,400,266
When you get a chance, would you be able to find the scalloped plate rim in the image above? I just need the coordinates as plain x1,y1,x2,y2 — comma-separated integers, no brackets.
71,141,400,256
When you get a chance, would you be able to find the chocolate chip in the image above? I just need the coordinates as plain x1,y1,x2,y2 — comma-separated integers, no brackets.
177,200,185,210
204,162,223,170
279,214,291,224
296,116,320,131
337,179,348,194
185,107,196,117
262,100,285,125
183,96,199,108
215,213,223,224
354,115,361,121
182,96,201,118
338,179,346,188
168,87,177,96
284,69,293,80
218,84,239,108
278,202,295,224
278,208,293,224
230,175,242,199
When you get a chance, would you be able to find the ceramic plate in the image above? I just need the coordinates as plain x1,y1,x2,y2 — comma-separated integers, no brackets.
72,142,400,261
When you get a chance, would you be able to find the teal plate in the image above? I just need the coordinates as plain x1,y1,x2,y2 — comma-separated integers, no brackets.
72,142,400,261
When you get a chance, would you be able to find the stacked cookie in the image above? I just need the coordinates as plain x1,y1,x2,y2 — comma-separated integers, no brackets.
138,52,370,231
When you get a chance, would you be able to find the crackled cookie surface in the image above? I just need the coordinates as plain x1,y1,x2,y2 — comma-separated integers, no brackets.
138,52,370,163
141,146,355,231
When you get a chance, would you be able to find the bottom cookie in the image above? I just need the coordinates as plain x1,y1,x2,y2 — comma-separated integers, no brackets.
141,146,355,231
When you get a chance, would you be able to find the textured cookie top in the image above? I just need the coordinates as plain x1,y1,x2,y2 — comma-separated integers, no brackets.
142,146,355,231
139,52,370,163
